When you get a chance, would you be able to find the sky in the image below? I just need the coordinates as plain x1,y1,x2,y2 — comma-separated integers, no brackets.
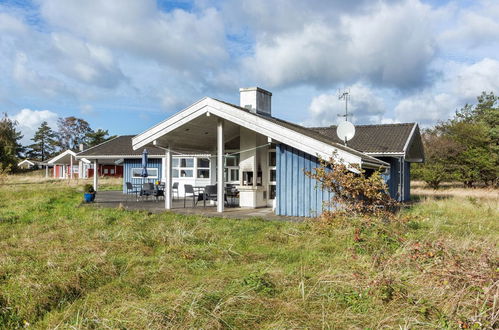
1,0,498,144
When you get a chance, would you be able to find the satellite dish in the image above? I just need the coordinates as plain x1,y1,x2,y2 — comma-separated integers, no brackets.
336,121,356,143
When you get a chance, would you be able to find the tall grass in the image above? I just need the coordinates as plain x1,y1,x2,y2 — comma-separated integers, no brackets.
0,179,497,328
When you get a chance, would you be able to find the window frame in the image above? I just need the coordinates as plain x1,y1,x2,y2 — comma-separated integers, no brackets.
131,167,159,179
268,148,277,200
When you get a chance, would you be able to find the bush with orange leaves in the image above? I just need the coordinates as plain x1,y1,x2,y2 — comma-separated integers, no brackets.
305,154,399,219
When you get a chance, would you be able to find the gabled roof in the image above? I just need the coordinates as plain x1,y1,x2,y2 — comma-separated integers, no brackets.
132,97,389,168
76,135,166,159
310,123,424,161
18,159,35,166
47,150,77,164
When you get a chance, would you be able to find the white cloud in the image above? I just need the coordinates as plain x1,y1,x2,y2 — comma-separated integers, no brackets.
394,58,499,125
438,0,499,50
51,33,126,88
12,52,68,97
11,108,58,144
244,0,436,89
306,83,387,126
39,0,228,73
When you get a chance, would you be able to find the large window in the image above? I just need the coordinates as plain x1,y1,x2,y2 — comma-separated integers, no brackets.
225,154,240,183
172,157,210,179
173,157,194,178
132,168,158,179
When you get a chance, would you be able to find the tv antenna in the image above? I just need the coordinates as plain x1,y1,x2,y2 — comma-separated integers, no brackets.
338,89,350,122
336,89,355,146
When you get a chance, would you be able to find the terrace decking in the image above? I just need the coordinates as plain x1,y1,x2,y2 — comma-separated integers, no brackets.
90,190,303,221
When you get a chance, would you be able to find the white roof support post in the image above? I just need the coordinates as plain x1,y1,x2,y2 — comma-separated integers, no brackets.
217,118,224,213
165,148,172,210
70,156,73,180
93,160,98,191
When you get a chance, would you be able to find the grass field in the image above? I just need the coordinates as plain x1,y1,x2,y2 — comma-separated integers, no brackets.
0,176,497,329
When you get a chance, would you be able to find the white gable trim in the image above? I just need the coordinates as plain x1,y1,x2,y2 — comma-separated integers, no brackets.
132,98,362,165
402,123,418,155
18,159,35,166
47,150,77,164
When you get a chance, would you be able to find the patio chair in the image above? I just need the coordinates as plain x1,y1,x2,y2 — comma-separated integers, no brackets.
184,184,197,208
202,185,218,207
140,182,155,201
172,182,179,200
153,185,164,201
125,182,140,202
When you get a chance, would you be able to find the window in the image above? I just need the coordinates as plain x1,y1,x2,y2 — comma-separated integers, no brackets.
226,155,239,167
172,157,194,178
268,149,276,200
270,169,276,182
104,168,109,174
131,168,158,179
269,185,276,199
197,169,209,178
110,168,115,175
225,154,240,184
224,168,239,182
197,158,210,179
197,158,209,168
269,151,276,166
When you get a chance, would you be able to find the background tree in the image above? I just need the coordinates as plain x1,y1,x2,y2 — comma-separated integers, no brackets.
85,129,115,148
26,121,58,161
415,92,498,188
412,128,463,189
57,117,92,151
0,113,23,173
437,92,498,187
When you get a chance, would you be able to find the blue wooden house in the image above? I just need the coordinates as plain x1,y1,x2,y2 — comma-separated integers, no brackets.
78,87,424,217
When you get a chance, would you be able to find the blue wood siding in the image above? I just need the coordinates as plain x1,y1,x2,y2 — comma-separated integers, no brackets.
378,157,411,202
404,161,411,201
122,158,162,193
276,144,332,217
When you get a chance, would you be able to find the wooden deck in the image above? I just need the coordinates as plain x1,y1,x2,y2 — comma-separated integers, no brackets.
90,190,303,221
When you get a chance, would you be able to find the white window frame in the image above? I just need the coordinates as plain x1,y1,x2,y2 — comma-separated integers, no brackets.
225,154,240,184
268,148,276,200
172,157,194,178
131,168,159,179
196,157,210,179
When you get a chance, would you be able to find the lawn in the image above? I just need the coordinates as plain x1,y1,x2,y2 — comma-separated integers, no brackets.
0,177,497,329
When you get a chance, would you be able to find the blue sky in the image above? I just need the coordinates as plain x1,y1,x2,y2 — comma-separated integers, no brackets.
0,0,498,144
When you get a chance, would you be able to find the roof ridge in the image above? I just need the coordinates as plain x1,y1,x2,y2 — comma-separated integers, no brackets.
77,135,123,156
309,122,416,129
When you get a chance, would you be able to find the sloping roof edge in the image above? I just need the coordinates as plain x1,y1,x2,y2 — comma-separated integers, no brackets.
47,150,77,164
132,98,389,168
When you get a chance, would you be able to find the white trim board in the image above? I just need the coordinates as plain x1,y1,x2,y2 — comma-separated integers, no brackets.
47,150,77,164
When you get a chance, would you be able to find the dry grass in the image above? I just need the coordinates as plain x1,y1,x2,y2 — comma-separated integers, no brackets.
412,180,499,205
0,176,497,328
4,170,122,190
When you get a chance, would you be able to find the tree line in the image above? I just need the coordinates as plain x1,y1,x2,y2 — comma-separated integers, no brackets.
0,116,115,173
413,92,498,188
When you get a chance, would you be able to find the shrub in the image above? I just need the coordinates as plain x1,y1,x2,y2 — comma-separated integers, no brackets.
305,153,398,219
83,184,95,193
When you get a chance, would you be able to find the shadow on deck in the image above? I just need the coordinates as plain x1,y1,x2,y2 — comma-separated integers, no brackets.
90,190,303,222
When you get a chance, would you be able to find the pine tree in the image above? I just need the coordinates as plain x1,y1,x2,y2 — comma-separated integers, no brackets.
0,113,23,173
27,121,58,161
85,129,115,148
